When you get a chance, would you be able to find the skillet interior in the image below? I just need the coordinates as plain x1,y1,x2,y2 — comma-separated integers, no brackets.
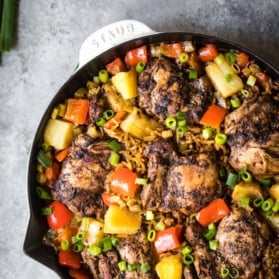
23,32,279,278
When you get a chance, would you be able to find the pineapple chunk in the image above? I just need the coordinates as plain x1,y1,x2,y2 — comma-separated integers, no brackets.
232,181,263,203
111,70,137,100
104,205,141,234
269,183,279,200
120,107,159,139
155,254,183,279
43,119,73,150
206,55,244,98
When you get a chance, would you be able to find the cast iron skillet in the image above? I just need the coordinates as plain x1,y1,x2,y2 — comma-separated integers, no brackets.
23,21,279,278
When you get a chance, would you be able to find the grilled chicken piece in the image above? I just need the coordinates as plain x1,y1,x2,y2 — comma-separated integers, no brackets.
81,250,119,279
116,230,155,279
184,76,214,124
185,222,220,279
52,134,113,216
141,140,224,214
215,205,269,278
138,57,186,122
224,94,279,178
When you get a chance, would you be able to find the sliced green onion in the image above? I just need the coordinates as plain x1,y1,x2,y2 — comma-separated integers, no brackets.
36,163,45,173
37,150,52,168
202,127,214,139
215,133,227,145
253,196,264,208
220,267,230,278
241,196,250,206
181,245,192,255
264,209,274,218
258,178,271,186
182,254,194,265
261,198,274,212
246,75,256,86
118,260,127,271
215,53,226,65
76,231,85,241
272,200,279,213
209,239,218,251
140,262,151,273
226,172,239,188
189,69,197,80
108,140,121,152
178,119,186,127
240,170,252,182
177,111,186,121
135,177,148,185
0,0,16,52
58,103,66,117
99,69,109,83
41,206,52,216
204,227,216,240
147,229,156,242
71,235,80,245
136,62,146,73
109,152,120,167
103,109,115,120
100,237,113,252
230,97,241,108
93,76,100,84
61,240,69,251
165,116,177,129
225,52,236,64
87,245,101,256
225,73,233,83
229,267,239,278
176,125,188,136
41,142,51,152
127,262,140,271
154,221,166,231
111,236,119,247
179,52,189,63
241,89,250,98
73,242,84,252
36,186,52,200
96,117,106,127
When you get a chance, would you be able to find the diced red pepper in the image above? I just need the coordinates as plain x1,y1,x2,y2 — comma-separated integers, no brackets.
196,198,230,227
64,98,89,125
154,225,183,254
101,192,120,207
199,104,227,129
58,250,81,269
68,268,92,279
110,166,139,197
106,57,126,75
199,44,219,62
236,52,249,68
125,45,148,66
45,162,60,184
161,42,184,58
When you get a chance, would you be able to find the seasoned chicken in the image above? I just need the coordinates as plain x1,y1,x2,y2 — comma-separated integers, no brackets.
215,205,269,279
52,134,113,216
138,57,186,122
224,93,279,178
141,140,224,214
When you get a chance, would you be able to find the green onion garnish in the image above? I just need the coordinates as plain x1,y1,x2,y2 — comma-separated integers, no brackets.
41,206,52,216
111,236,120,247
253,196,264,208
181,245,192,255
241,196,250,206
87,245,101,256
109,151,120,167
135,177,148,185
225,73,233,83
209,239,218,251
229,267,239,279
103,110,115,120
96,117,106,127
176,125,188,136
230,97,241,108
98,69,109,83
182,254,194,265
177,111,186,121
154,220,166,231
258,178,271,186
61,240,69,251
246,75,256,86
202,127,214,139
189,69,198,80
225,52,236,64
147,229,156,242
272,200,279,213
136,62,146,73
165,116,177,129
140,262,151,273
226,172,239,188
127,262,140,271
37,150,52,168
220,267,230,278
239,169,252,182
108,140,121,152
36,186,52,200
215,133,227,145
178,52,189,63
118,260,127,271
72,242,84,253
240,89,250,98
261,198,274,212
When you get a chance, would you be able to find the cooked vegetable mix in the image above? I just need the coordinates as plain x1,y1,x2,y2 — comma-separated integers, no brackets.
36,40,279,279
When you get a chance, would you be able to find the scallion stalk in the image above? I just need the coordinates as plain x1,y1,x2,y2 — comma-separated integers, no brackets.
0,0,16,52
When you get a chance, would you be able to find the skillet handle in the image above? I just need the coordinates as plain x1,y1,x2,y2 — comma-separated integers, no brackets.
78,20,154,69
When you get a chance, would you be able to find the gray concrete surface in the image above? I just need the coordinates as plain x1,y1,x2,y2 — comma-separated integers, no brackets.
0,0,278,278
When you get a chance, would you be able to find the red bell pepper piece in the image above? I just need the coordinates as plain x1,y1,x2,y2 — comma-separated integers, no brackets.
106,57,126,75
125,45,148,66
58,250,81,269
154,225,183,254
198,44,219,62
101,192,120,207
161,42,184,58
196,198,230,227
199,104,227,129
110,166,139,197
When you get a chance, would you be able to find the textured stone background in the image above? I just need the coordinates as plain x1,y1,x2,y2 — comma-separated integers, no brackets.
0,0,278,278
